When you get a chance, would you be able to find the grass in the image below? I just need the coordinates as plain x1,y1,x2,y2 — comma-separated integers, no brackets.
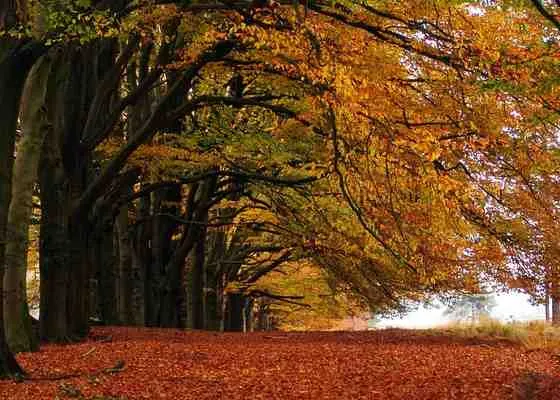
435,319,560,351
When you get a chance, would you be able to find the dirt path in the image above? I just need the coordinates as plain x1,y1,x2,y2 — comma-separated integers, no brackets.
1,327,559,399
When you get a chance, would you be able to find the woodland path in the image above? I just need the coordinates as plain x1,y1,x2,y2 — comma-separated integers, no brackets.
1,327,559,399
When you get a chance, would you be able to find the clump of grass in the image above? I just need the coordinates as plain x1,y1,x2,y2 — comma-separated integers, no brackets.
437,319,560,351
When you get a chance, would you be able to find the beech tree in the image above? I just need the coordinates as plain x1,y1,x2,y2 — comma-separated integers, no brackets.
2,1,560,382
0,0,41,377
4,54,52,353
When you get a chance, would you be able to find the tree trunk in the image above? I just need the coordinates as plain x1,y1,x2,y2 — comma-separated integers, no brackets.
4,55,52,353
189,178,217,330
545,287,550,322
92,219,118,324
243,298,253,333
178,254,192,328
40,139,91,341
39,44,108,341
145,193,162,326
204,215,227,331
124,47,152,327
552,295,560,326
191,230,206,329
67,216,91,338
550,278,560,326
225,293,244,332
116,206,134,325
130,196,150,326
38,50,78,342
0,17,40,374
38,138,70,341
0,51,24,377
157,186,182,328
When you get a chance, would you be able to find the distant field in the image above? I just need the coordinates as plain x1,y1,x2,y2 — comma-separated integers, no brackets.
1,327,559,399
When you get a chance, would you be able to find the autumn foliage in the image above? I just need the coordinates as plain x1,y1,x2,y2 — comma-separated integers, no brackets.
0,327,558,400
1,0,560,395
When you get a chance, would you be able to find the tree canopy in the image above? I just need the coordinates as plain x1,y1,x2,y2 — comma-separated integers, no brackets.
0,0,559,378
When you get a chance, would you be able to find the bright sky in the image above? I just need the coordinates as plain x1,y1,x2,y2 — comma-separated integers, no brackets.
376,292,545,329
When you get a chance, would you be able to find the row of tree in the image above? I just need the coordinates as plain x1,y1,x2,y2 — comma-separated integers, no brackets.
0,0,559,378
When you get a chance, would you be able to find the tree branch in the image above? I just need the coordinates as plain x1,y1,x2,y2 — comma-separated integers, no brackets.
329,107,417,273
72,40,236,218
248,289,311,308
530,0,560,30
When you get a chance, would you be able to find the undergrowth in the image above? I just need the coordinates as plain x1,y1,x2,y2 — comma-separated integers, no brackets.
436,319,560,351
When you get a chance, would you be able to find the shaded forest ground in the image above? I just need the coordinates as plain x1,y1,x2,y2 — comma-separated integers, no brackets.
1,327,559,399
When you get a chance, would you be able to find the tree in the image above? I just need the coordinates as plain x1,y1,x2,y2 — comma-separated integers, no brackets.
448,0,560,324
29,2,238,341
2,2,559,374
444,293,497,322
0,0,40,377
297,0,560,321
79,0,559,329
4,54,52,352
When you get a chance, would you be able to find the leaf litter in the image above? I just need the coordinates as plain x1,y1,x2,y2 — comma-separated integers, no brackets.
1,327,559,399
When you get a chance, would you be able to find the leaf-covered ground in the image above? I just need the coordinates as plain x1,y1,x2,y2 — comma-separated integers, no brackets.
1,327,559,399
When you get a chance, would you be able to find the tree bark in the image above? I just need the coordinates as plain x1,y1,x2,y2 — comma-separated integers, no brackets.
189,178,217,329
0,50,24,377
38,49,77,342
545,287,550,322
550,278,560,326
205,212,229,331
38,135,70,341
0,8,40,372
116,206,134,325
552,295,560,326
225,293,244,332
191,228,206,329
39,42,114,341
4,54,52,353
92,218,118,324
124,48,152,327
130,196,150,326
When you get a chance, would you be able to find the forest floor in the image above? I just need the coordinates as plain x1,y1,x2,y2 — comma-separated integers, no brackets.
1,327,559,400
